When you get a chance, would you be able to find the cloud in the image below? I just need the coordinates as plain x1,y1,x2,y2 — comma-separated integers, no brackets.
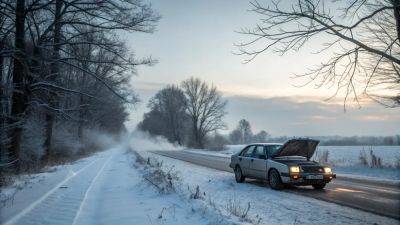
224,95,400,136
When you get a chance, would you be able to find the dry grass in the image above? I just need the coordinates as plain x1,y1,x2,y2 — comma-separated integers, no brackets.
130,149,265,224
359,148,383,168
131,149,180,194
315,150,329,164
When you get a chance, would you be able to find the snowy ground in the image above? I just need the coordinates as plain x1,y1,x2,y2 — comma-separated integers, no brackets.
139,150,398,225
0,147,236,225
188,145,400,180
1,133,398,225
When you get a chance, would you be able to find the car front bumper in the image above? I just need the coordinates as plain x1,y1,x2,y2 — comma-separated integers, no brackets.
281,172,336,185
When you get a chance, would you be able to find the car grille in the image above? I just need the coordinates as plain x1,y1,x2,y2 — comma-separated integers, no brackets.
301,166,324,173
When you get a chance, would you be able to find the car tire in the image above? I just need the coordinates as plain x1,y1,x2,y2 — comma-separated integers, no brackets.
269,169,284,190
312,183,326,190
234,166,245,183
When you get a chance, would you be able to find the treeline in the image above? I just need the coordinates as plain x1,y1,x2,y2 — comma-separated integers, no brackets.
319,136,400,146
138,89,269,149
138,78,227,149
255,135,400,146
140,98,400,148
0,0,159,174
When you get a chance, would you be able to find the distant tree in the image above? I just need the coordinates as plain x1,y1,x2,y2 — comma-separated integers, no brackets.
238,0,400,107
229,119,253,144
205,132,230,151
138,85,189,145
252,130,270,143
229,129,243,144
238,119,253,144
383,136,395,145
181,77,227,148
138,109,167,138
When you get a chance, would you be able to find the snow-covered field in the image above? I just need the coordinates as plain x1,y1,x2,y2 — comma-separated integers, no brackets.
190,145,400,180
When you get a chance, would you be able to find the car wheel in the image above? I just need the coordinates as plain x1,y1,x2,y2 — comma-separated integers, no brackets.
234,166,245,183
312,183,326,190
269,169,284,190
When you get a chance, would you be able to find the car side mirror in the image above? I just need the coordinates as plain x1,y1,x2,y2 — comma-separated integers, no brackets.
259,155,266,160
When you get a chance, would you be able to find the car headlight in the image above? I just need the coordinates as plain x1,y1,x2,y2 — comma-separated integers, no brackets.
290,166,300,173
324,167,332,173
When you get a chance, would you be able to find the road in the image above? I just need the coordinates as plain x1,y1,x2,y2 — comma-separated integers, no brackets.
152,150,400,220
1,148,150,225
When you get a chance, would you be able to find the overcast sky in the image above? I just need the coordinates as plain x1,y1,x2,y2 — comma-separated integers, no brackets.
123,0,400,136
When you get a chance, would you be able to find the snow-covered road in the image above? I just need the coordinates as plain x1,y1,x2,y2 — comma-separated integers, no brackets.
1,148,222,225
1,149,115,225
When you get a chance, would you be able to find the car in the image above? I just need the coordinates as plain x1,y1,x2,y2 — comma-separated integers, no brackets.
229,138,336,190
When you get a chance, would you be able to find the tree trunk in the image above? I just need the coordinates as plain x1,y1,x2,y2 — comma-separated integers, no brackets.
192,118,200,148
77,95,84,141
9,0,27,171
393,0,400,43
0,40,5,163
43,0,62,161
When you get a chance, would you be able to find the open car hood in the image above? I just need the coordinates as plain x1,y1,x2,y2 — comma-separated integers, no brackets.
273,139,319,160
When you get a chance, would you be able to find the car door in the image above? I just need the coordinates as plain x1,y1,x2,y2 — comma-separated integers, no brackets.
238,145,255,176
250,145,268,179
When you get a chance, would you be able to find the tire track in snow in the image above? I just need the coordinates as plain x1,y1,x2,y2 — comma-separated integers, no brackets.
71,155,113,225
3,151,114,225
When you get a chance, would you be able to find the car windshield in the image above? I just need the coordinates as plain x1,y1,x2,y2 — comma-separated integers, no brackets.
268,145,283,155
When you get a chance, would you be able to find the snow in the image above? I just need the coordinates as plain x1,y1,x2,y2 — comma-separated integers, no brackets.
142,150,399,225
1,146,240,225
1,134,398,225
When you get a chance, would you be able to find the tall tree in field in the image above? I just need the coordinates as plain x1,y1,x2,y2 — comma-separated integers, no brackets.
238,0,400,107
181,77,227,148
149,85,188,145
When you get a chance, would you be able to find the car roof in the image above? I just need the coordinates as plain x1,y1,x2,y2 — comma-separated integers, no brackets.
247,143,283,146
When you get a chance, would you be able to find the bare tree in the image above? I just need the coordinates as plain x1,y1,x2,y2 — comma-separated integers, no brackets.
252,130,270,143
205,132,230,150
229,119,253,144
229,129,242,144
139,85,189,145
8,0,28,171
0,0,159,171
237,0,400,107
181,77,227,148
238,119,253,144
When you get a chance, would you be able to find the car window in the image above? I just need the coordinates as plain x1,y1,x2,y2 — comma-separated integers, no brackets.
266,145,283,157
253,145,266,159
241,145,255,157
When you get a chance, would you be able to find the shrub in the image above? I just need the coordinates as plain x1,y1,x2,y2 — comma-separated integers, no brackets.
204,133,229,151
369,150,382,168
359,150,368,166
132,151,180,194
225,198,251,220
